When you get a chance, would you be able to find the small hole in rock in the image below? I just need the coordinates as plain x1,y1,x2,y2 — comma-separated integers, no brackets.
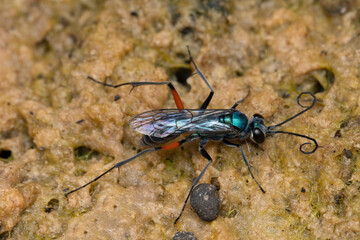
180,26,194,37
0,150,12,159
35,38,52,54
74,169,86,177
45,198,59,213
298,76,324,93
227,209,237,218
89,184,96,196
235,70,243,77
296,68,335,94
210,177,220,191
130,11,138,17
74,146,99,161
334,130,341,138
172,67,192,87
0,231,9,239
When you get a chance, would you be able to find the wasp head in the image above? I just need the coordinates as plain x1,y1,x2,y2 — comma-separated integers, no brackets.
249,113,267,144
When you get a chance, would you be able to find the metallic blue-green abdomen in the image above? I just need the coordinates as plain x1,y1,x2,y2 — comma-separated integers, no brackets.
219,111,248,131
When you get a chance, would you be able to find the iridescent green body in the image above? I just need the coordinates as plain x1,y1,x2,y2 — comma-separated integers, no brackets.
218,111,248,132
130,109,253,145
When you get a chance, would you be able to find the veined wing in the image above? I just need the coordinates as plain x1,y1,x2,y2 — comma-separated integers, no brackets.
130,109,234,138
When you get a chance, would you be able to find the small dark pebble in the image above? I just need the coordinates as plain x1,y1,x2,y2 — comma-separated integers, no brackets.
334,130,341,138
190,183,220,222
301,187,306,193
114,95,120,101
171,231,197,240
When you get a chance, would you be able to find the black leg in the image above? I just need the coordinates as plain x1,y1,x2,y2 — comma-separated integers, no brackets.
88,76,185,109
65,134,199,197
174,138,213,224
231,86,250,109
222,139,266,193
64,147,161,197
187,46,214,110
89,47,215,110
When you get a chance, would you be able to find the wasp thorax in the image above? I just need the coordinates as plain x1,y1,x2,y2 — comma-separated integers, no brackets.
219,111,249,131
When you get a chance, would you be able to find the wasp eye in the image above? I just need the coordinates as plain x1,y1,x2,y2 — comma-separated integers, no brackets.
253,128,265,143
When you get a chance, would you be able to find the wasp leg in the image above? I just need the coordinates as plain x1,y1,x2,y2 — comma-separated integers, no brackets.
87,76,184,109
64,135,198,197
64,147,160,197
231,85,250,109
186,46,214,110
222,139,266,193
160,134,198,150
174,137,213,224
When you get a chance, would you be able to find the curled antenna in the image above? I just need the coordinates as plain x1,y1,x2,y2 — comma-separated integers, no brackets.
267,130,318,154
267,92,318,154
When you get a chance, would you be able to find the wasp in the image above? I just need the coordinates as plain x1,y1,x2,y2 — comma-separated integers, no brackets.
65,47,318,224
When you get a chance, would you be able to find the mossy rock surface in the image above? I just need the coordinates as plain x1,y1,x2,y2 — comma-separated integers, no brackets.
0,1,359,239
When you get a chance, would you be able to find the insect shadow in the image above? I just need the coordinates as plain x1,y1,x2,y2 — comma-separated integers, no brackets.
64,46,318,224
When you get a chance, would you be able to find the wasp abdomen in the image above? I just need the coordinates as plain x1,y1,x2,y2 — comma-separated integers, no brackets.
141,134,180,147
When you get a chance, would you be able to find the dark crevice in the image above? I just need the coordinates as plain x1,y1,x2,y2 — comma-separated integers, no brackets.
320,0,352,16
324,69,335,84
176,52,186,59
180,26,194,37
334,130,341,138
210,177,220,191
130,11,138,17
334,192,346,217
45,198,59,213
340,116,360,129
0,149,12,160
74,146,99,161
297,76,324,93
74,169,87,177
199,0,230,16
296,68,335,94
35,38,52,55
278,90,290,99
0,231,9,240
235,70,243,77
169,4,181,26
172,67,192,87
227,209,237,218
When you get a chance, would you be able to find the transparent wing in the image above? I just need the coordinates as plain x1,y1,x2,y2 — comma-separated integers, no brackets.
130,109,233,138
